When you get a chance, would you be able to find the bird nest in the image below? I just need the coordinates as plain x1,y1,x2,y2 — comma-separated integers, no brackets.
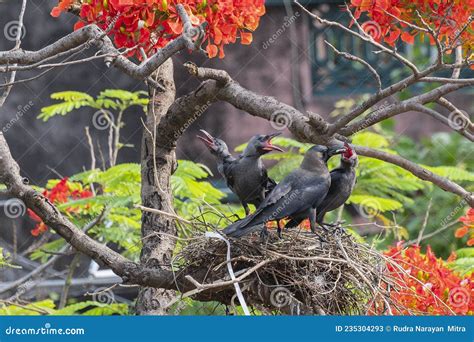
173,227,396,315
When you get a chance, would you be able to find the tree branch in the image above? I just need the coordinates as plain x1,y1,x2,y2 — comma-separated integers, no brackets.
339,82,471,136
354,145,473,206
0,5,203,82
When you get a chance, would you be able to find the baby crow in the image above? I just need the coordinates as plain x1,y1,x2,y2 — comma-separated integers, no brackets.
316,143,358,227
284,143,358,230
198,130,282,215
222,145,345,238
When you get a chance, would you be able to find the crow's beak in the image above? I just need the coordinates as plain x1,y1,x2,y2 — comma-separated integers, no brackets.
197,129,217,149
342,142,355,158
262,132,284,152
328,145,346,156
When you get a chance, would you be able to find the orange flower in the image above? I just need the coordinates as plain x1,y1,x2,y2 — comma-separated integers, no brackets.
51,0,265,59
455,225,469,238
351,0,473,59
28,178,93,236
455,208,474,246
373,243,474,315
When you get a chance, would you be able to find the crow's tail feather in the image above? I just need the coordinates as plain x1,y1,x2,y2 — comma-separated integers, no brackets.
222,223,264,238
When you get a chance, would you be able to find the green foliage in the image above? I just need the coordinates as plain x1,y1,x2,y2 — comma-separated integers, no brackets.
38,89,148,121
0,299,128,316
0,248,20,269
449,248,474,276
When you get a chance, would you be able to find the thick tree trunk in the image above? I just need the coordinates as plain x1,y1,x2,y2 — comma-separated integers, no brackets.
136,58,178,315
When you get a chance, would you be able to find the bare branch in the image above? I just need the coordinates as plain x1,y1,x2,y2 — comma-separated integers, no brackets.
340,82,471,136
324,40,382,92
296,1,419,74
0,0,28,107
411,103,473,141
355,145,473,206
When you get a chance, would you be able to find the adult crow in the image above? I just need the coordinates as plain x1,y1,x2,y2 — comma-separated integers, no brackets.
284,143,358,230
198,130,282,215
222,144,345,238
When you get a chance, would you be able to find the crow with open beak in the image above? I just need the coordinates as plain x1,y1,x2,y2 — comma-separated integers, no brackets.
197,130,283,216
222,144,346,238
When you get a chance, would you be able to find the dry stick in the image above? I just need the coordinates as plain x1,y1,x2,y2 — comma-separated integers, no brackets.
324,40,382,92
411,104,473,141
416,198,432,245
335,239,392,314
136,205,192,225
0,0,28,107
406,220,460,246
58,252,81,309
84,127,96,171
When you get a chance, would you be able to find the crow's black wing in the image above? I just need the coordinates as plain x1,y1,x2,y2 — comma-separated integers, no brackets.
223,172,330,237
316,168,354,223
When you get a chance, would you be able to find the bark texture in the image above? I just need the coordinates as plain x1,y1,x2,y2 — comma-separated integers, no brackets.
136,58,178,315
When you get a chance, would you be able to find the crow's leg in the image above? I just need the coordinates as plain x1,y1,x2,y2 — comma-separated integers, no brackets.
276,220,282,239
309,208,317,234
259,223,269,243
242,202,250,216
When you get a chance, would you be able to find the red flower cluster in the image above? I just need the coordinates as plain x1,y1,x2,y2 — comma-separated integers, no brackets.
28,177,93,236
455,208,474,246
51,0,265,59
378,243,473,315
350,0,473,63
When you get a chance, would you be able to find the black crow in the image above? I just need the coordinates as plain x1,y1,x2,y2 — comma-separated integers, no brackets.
198,130,282,215
222,145,345,238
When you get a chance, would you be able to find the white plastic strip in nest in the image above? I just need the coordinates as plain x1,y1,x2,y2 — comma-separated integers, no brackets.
205,231,251,316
